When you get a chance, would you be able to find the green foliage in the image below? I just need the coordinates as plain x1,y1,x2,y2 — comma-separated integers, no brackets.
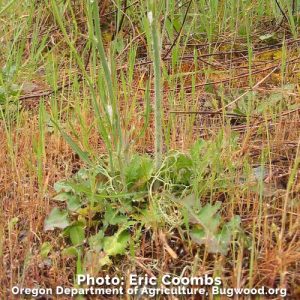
62,246,80,258
164,152,193,186
103,229,131,256
88,231,104,252
125,155,153,191
0,65,20,121
188,202,241,255
44,139,243,271
40,242,52,258
44,208,70,231
67,224,85,246
0,0,18,16
230,84,296,117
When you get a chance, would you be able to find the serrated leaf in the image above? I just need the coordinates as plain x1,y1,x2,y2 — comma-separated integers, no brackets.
89,230,105,252
99,254,112,266
53,192,82,211
103,206,128,226
190,214,241,255
83,250,112,269
190,227,224,254
53,192,70,201
66,195,82,211
174,153,193,169
188,202,222,233
44,208,70,231
54,181,73,193
165,152,193,185
180,193,197,209
75,168,90,180
103,230,130,256
189,227,206,245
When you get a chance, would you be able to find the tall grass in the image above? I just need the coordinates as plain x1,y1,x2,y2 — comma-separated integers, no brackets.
148,1,163,169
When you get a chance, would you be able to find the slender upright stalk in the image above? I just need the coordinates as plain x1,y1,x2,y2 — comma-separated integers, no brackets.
148,4,163,169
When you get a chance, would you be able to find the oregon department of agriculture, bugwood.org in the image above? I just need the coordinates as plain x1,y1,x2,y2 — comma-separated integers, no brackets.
11,274,287,298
